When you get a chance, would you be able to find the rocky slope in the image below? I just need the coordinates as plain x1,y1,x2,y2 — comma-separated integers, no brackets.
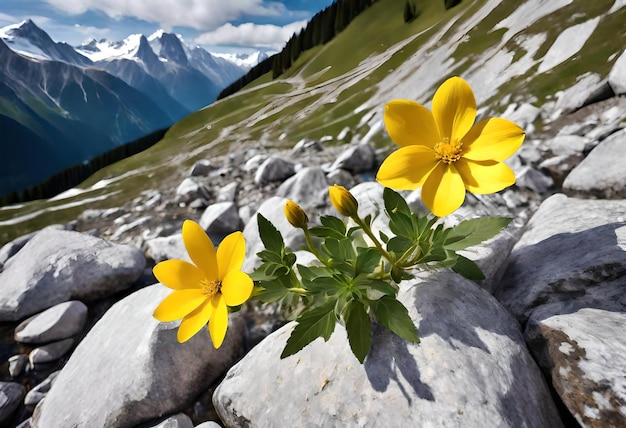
0,0,625,426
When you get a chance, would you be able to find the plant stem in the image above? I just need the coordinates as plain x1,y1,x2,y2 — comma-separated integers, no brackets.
353,216,396,267
303,227,330,267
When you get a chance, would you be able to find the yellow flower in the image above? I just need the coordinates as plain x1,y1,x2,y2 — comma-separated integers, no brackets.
284,200,309,229
152,220,253,347
328,185,359,217
376,76,525,217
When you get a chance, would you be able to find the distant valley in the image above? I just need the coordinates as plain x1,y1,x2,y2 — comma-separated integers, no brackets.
0,20,264,198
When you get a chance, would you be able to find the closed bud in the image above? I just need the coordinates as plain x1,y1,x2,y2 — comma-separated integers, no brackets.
284,200,308,229
329,185,359,217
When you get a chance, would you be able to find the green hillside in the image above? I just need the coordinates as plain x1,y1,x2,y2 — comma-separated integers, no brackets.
1,0,624,245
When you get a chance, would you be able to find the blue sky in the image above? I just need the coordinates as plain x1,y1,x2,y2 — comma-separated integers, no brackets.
0,0,335,52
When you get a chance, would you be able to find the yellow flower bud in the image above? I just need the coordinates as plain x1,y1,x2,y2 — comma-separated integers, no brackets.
284,200,309,229
329,184,359,217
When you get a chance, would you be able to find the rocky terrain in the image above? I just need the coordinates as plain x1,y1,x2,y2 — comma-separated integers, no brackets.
0,57,625,425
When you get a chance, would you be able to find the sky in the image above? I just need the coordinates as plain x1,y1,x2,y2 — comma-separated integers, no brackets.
0,0,335,53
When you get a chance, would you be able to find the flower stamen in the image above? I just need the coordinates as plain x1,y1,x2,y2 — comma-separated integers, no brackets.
200,279,221,297
434,137,463,164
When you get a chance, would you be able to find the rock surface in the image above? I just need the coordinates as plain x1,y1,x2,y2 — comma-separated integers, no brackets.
14,301,88,344
0,229,146,322
0,382,26,425
214,272,562,427
31,284,246,428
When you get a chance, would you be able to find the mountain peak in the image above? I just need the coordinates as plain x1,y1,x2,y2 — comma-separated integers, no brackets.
149,31,188,65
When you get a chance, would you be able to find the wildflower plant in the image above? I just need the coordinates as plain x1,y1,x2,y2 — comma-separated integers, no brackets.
152,76,524,363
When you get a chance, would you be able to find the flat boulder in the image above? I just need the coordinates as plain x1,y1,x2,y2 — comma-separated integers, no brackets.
0,229,146,322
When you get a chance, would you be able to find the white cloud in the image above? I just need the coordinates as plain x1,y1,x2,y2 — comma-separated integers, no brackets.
0,12,19,25
195,20,306,49
43,0,289,30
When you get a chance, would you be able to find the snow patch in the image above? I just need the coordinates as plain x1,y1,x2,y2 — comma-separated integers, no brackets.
494,0,574,41
538,18,600,73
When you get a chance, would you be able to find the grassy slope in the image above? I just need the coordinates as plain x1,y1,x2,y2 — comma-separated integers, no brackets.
1,0,624,245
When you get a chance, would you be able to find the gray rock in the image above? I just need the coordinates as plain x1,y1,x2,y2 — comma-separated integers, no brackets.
330,143,376,174
216,182,239,203
8,354,28,378
148,413,194,428
214,272,562,427
563,129,626,199
494,194,626,323
29,338,74,364
24,371,60,406
189,160,216,177
325,168,358,190
110,215,151,241
0,382,26,424
145,233,189,264
291,139,323,155
516,166,553,194
276,167,329,209
199,202,240,238
194,422,221,428
502,102,540,132
526,307,626,427
546,134,589,157
0,229,146,322
538,154,582,186
254,157,295,184
608,48,626,95
176,178,211,203
242,196,306,272
15,301,88,344
31,284,245,428
0,224,66,269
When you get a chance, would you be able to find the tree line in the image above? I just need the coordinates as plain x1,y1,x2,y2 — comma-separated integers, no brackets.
0,128,168,207
218,0,378,100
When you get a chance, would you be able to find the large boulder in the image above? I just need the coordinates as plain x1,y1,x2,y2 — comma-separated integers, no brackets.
31,284,246,428
0,229,146,322
276,167,329,209
214,272,562,427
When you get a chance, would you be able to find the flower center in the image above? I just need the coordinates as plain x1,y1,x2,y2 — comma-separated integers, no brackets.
200,279,221,297
434,137,463,164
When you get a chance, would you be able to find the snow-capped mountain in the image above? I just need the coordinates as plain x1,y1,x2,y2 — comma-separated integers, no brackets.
0,19,91,66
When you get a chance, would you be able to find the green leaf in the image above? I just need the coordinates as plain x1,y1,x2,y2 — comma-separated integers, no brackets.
444,217,512,250
320,215,347,235
281,303,337,359
255,280,291,303
257,214,284,253
297,264,332,282
323,238,356,264
452,255,485,280
263,262,289,277
355,247,382,274
345,300,372,363
256,249,284,264
387,236,413,254
372,296,420,343
304,275,346,295
309,226,345,240
379,230,390,244
356,278,397,299
383,187,411,215
283,252,297,267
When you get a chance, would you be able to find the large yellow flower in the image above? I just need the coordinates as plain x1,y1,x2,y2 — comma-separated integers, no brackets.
153,220,253,347
376,76,525,217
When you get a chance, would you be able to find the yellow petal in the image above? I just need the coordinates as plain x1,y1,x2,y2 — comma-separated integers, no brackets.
153,260,206,290
384,99,440,148
376,145,440,190
421,163,466,217
462,118,525,161
456,159,516,194
182,220,219,280
177,299,213,343
221,270,253,307
208,294,229,348
153,289,207,322
217,231,245,279
432,76,476,141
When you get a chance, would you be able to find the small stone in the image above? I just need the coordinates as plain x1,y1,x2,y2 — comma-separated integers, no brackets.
0,381,26,425
15,301,88,344
148,413,194,428
330,143,375,173
254,157,295,184
23,371,60,406
189,160,215,177
29,338,74,364
8,354,28,378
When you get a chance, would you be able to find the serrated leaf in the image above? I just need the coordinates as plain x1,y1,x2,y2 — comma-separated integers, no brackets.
357,278,397,299
444,217,512,250
257,214,284,253
355,247,382,274
379,230,390,243
383,187,411,215
309,226,345,240
255,280,291,303
323,237,356,264
281,303,337,359
387,236,413,254
304,275,346,295
283,252,297,267
372,296,420,343
452,254,485,280
256,249,284,264
320,215,347,235
297,264,332,282
345,301,372,363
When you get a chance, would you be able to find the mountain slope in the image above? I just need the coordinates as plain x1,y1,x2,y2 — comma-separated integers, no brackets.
1,0,624,243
